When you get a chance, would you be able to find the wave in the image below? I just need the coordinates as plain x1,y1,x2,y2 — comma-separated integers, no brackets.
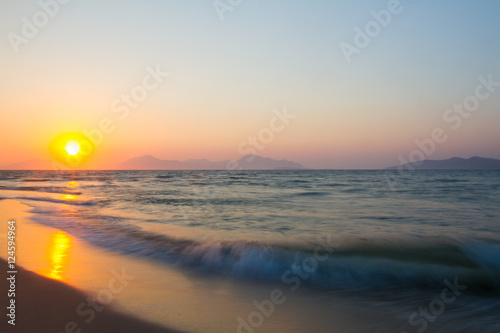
294,191,330,196
341,188,366,193
16,196,95,206
23,178,50,182
118,236,500,295
0,186,81,195
318,183,349,187
434,178,468,183
288,179,310,183
25,210,500,296
229,176,248,180
137,196,254,206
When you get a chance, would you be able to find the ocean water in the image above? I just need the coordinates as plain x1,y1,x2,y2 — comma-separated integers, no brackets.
1,170,500,332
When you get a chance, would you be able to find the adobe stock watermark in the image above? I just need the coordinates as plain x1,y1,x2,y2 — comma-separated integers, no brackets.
213,0,243,21
7,0,72,53
179,106,296,223
52,267,135,333
232,236,340,333
86,64,169,146
385,74,499,190
401,277,467,333
232,107,296,169
51,64,168,171
340,0,408,64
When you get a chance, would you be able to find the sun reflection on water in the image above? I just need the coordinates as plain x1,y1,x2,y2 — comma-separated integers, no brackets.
66,181,80,188
62,194,77,201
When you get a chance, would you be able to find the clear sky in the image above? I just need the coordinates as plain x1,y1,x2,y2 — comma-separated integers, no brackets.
1,0,499,169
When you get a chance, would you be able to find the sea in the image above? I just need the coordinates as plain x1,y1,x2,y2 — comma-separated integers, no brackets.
1,169,499,332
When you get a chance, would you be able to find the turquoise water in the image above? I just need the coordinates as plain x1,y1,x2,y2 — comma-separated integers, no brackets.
1,170,499,332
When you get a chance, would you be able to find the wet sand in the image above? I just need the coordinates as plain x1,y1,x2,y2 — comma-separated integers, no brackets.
0,199,182,333
0,258,181,333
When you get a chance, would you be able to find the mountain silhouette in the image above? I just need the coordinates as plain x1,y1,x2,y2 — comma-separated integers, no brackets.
386,156,500,170
115,154,305,170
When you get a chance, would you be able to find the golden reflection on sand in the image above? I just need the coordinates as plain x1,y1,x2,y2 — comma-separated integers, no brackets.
43,231,73,282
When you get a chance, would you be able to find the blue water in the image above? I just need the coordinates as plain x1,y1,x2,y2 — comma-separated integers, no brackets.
1,170,499,332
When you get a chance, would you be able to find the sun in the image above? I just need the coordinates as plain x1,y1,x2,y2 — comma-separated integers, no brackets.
64,140,81,156
49,133,95,168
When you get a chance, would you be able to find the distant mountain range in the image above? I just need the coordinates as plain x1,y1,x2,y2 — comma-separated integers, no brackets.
386,156,500,170
0,155,305,170
2,155,499,170
114,154,305,170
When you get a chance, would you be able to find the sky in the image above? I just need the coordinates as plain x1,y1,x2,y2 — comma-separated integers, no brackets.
1,0,499,169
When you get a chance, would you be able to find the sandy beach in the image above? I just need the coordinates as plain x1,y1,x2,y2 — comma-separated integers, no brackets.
0,199,182,333
0,257,182,333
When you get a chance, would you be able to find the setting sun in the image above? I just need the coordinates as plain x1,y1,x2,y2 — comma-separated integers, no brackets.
64,140,81,156
49,133,95,168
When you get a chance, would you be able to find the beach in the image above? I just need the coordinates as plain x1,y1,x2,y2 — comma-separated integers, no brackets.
0,198,363,333
0,200,183,333
1,170,500,332
0,198,362,333
0,258,182,333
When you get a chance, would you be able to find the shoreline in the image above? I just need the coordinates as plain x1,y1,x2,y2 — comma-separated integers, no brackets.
0,258,181,333
0,199,182,333
1,187,498,333
0,198,366,333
